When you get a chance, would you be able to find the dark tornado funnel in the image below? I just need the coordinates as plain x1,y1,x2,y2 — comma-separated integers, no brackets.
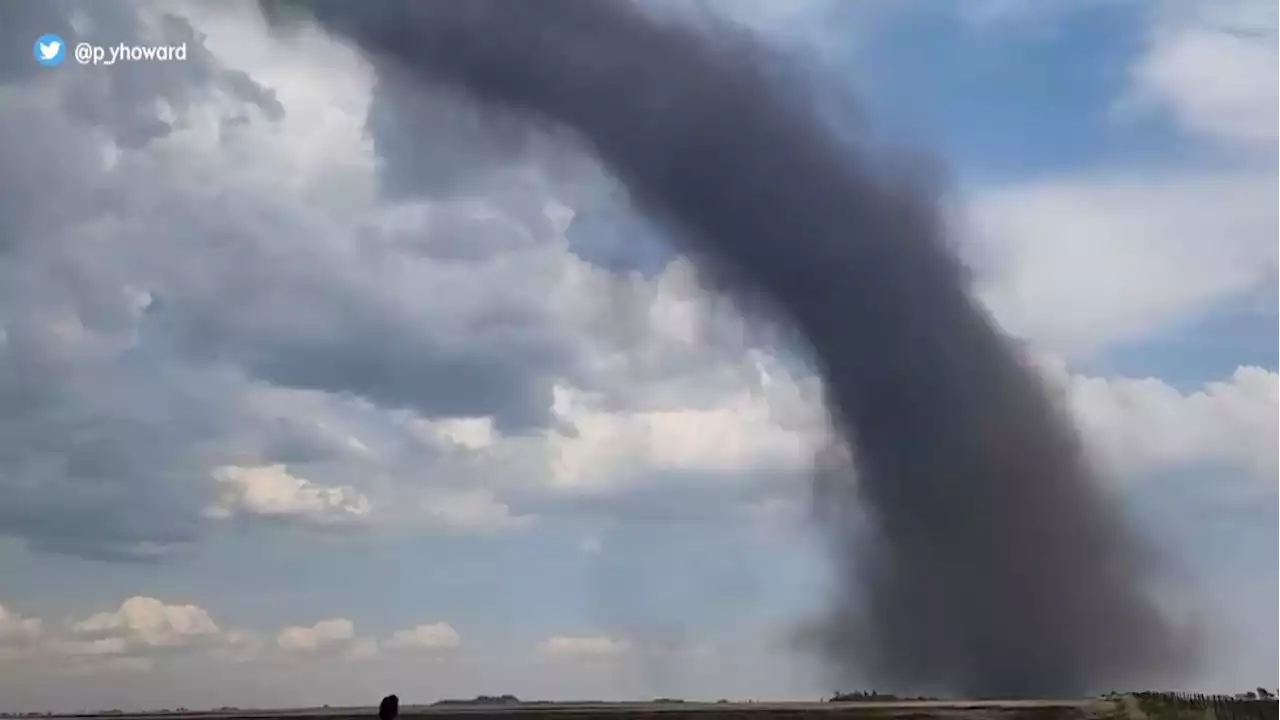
263,0,1193,696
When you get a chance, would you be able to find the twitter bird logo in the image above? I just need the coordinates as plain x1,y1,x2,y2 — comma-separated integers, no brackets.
34,34,65,67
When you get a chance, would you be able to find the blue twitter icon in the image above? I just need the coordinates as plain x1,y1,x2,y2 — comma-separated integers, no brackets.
34,34,66,67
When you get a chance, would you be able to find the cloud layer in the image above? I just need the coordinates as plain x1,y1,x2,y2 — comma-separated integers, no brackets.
0,0,1273,711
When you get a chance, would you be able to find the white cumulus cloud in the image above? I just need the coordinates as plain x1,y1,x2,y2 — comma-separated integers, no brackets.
206,464,373,525
67,596,220,650
0,605,42,645
538,635,633,660
276,618,356,653
382,622,462,652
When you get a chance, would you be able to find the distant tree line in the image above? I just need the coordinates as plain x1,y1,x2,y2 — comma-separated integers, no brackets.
1129,690,1278,720
431,694,520,706
828,690,937,702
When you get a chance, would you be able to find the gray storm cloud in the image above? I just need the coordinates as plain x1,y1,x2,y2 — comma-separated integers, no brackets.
263,0,1193,696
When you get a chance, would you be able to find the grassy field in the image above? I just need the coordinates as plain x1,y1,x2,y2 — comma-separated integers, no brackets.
32,694,1279,720
39,698,1127,720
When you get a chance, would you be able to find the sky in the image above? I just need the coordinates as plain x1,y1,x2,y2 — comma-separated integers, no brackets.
0,0,1275,712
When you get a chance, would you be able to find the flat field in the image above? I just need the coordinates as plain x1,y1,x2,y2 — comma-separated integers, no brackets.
49,699,1127,720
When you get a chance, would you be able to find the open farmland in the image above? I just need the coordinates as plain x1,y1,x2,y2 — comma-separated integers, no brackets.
44,699,1128,720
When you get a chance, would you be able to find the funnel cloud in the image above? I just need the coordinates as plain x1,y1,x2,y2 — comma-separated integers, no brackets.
264,0,1192,697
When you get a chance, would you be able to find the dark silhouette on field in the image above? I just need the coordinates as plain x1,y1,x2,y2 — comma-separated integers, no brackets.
378,695,398,720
